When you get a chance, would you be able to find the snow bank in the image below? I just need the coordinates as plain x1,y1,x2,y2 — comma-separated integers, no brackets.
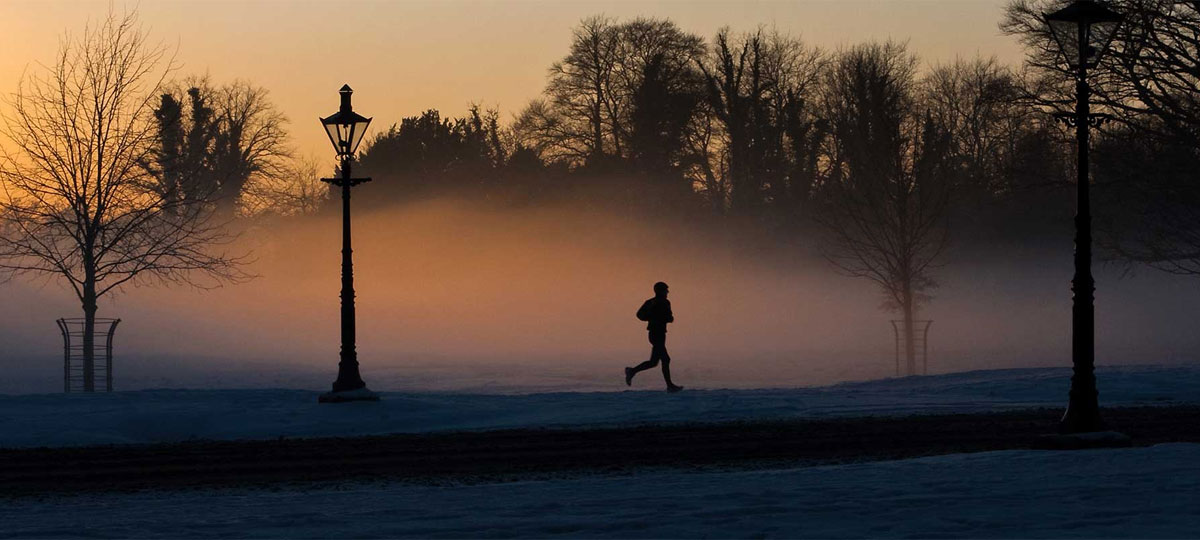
3,443,1198,538
1,365,1196,449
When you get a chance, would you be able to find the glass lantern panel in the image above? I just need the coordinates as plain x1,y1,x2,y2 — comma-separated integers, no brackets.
1089,19,1120,66
323,121,341,154
339,124,353,153
1048,18,1083,68
347,119,372,155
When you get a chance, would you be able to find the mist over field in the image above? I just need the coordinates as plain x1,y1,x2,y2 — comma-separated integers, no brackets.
3,197,1199,395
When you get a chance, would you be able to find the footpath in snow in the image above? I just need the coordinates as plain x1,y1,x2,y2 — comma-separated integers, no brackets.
0,365,1196,449
2,443,1198,538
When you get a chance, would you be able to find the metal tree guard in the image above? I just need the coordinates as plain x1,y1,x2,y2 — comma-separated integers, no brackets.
890,320,932,376
56,318,121,392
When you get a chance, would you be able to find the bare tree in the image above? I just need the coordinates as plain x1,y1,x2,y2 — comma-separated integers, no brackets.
240,155,329,216
1003,0,1199,138
0,10,247,391
147,77,217,213
512,98,592,164
148,78,292,217
817,42,956,376
515,16,706,169
530,15,621,165
697,28,826,217
681,98,728,210
210,81,292,216
611,18,706,160
922,57,1027,199
1093,121,1200,273
697,28,766,215
1091,1,1200,271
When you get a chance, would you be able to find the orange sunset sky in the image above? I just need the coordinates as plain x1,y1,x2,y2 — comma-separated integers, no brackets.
0,0,1022,159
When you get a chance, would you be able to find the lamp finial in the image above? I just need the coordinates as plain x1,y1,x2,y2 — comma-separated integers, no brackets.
339,85,353,112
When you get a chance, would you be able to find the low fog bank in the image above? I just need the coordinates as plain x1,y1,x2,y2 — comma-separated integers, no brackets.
3,198,1200,394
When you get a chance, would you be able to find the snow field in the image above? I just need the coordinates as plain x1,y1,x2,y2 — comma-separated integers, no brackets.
2,443,1198,538
0,365,1196,449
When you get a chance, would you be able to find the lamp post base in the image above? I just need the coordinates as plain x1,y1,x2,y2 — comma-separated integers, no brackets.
318,387,381,403
1033,431,1131,450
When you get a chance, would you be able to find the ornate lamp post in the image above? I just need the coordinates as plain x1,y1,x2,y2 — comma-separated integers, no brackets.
318,84,379,403
1044,1,1121,434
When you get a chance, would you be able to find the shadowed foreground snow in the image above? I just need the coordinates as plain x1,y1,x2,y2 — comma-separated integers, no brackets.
1,365,1197,448
3,444,1198,538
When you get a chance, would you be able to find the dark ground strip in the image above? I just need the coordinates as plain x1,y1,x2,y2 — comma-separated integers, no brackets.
2,405,1198,496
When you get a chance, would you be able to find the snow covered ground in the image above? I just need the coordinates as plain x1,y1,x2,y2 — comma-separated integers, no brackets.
1,365,1197,449
3,366,1198,538
3,443,1198,538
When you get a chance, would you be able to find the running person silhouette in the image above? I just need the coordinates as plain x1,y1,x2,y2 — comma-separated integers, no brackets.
625,281,683,392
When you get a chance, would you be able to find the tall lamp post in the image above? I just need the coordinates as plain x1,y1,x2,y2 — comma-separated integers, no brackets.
1044,1,1121,434
318,84,379,403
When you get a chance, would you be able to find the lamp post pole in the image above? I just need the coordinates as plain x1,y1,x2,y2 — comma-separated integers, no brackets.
1062,28,1102,434
319,85,377,403
1037,0,1126,445
333,155,365,394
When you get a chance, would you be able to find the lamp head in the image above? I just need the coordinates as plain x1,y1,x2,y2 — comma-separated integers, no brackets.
1044,0,1123,70
320,84,372,158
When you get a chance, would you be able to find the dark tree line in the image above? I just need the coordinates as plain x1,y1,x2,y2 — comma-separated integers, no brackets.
350,18,1069,235
354,106,511,207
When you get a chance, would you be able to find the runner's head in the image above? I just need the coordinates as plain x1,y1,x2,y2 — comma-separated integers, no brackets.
653,281,669,298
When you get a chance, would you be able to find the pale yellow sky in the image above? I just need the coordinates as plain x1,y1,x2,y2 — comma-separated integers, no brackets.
0,0,1022,160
